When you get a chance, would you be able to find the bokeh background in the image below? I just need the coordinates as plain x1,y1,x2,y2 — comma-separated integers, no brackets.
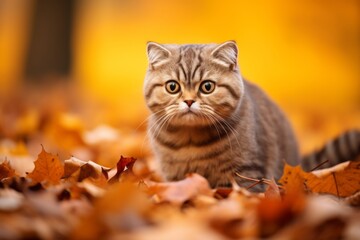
0,0,359,159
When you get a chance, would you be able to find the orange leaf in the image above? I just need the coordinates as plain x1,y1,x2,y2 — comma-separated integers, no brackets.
27,146,64,184
257,191,305,237
0,161,16,180
306,160,360,197
278,164,308,193
146,173,213,205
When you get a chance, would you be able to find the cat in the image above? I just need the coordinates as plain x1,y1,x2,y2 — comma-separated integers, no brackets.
143,41,360,190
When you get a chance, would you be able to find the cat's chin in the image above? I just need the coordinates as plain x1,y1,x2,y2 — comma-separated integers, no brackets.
169,112,213,127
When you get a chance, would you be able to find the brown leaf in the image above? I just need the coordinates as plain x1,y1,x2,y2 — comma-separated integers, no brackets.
0,161,16,180
63,159,81,178
214,188,233,199
278,164,308,193
27,146,64,184
108,156,136,184
264,178,281,200
146,173,213,206
306,160,360,197
279,160,360,198
258,191,306,237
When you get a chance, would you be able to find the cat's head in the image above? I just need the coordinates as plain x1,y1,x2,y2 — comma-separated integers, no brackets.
144,41,244,127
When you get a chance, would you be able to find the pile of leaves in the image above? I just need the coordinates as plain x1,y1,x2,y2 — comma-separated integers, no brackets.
0,145,360,239
0,85,360,239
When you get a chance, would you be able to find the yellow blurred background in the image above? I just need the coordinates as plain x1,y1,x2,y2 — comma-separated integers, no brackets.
0,0,359,154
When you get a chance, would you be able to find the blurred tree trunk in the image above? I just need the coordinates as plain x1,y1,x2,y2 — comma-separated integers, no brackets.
25,0,74,83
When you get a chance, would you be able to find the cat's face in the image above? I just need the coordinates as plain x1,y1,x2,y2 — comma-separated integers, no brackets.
144,41,244,127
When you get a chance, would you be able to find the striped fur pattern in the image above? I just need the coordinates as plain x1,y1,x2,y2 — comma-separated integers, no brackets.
302,130,360,171
143,41,300,191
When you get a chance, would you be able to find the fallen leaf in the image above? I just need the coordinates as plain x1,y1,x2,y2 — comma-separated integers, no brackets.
278,164,308,193
108,156,136,184
306,160,360,197
279,160,360,198
27,146,64,184
146,173,213,206
264,178,281,200
63,157,110,186
0,161,16,180
257,191,306,237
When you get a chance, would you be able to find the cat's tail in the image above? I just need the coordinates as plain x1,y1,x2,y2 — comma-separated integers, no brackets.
301,130,360,172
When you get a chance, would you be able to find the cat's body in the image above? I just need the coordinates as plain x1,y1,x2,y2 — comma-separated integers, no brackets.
144,41,299,189
148,79,299,188
143,41,360,190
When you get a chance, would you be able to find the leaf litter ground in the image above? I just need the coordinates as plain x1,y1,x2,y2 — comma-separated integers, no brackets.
0,84,359,239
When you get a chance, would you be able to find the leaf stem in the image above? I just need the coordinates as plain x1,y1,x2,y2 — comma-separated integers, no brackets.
310,159,329,172
235,172,284,189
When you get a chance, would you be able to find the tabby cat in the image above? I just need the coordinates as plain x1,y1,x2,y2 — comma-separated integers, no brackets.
143,41,360,190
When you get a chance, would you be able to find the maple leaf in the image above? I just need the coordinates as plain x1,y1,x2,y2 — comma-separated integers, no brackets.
306,160,360,197
279,160,360,198
0,161,16,180
27,146,64,184
278,164,308,193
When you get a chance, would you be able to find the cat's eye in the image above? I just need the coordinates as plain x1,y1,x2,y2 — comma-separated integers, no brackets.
200,81,215,94
165,80,181,94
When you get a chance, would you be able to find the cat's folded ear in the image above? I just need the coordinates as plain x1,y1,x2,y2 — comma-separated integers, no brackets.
146,41,172,68
211,41,238,70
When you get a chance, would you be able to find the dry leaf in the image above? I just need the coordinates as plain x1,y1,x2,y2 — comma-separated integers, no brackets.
279,160,360,198
64,157,110,186
278,164,308,193
306,160,360,197
264,178,281,200
146,173,213,206
27,146,64,184
0,161,16,180
257,191,306,237
108,156,136,184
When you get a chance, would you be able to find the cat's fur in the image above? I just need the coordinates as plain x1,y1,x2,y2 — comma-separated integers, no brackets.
143,41,360,190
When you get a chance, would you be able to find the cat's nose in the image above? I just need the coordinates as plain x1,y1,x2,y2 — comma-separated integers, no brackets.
184,100,195,107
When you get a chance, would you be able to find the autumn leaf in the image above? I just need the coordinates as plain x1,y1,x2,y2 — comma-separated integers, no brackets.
306,160,360,197
279,160,360,198
27,146,64,184
0,161,16,180
146,173,213,206
257,189,306,237
108,156,136,184
63,157,109,188
264,178,281,200
278,164,308,193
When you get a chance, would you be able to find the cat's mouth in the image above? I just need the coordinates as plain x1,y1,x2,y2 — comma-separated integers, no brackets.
179,110,197,116
178,108,200,119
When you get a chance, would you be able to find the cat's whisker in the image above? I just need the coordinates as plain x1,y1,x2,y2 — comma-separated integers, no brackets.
135,108,165,132
202,108,234,156
140,111,171,155
202,105,242,148
153,111,176,141
212,111,242,150
151,105,178,141
200,112,222,144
